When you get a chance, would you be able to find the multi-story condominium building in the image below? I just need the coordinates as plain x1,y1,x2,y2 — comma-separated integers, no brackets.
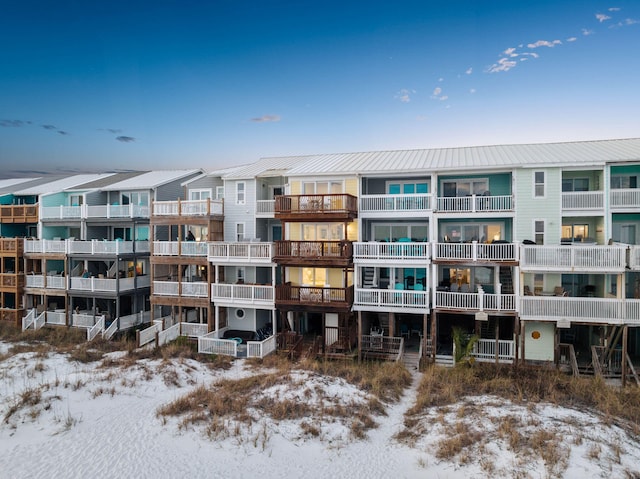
6,138,640,376
21,170,201,337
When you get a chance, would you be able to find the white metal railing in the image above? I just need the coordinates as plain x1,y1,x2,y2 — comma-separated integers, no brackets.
103,319,118,340
610,188,640,209
40,205,82,220
353,242,430,261
359,194,432,214
562,191,604,210
85,204,149,219
180,322,209,337
23,238,147,255
26,275,44,288
435,291,517,311
198,333,238,357
629,246,640,270
69,276,147,292
138,322,162,347
354,288,429,311
21,309,36,331
158,322,180,346
247,335,276,358
153,241,208,256
211,283,274,303
520,297,640,325
119,311,151,330
34,311,46,330
208,242,273,263
520,245,627,271
434,242,518,262
256,200,275,216
472,339,515,363
87,316,105,341
181,282,208,297
152,199,223,217
437,194,513,213
153,281,179,296
46,311,66,326
71,313,96,328
24,239,66,254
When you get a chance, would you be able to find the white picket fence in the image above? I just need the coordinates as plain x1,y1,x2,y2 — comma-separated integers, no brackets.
158,322,180,346
198,332,238,356
247,335,277,358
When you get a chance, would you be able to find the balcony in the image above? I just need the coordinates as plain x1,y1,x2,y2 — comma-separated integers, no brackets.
520,296,640,325
359,194,432,218
153,281,208,298
0,238,23,255
610,188,640,211
274,241,352,267
153,241,208,256
561,191,603,210
24,239,149,255
211,283,275,307
275,284,354,312
69,275,150,292
208,242,273,264
353,241,430,264
436,194,513,214
40,203,150,220
435,290,517,312
152,199,223,217
433,242,518,263
520,245,627,272
256,200,275,217
25,274,66,290
629,246,640,270
0,272,25,289
0,204,38,223
274,194,357,221
354,287,429,313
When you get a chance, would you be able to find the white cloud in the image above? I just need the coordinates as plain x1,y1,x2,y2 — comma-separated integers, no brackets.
527,39,562,48
596,13,611,22
395,88,415,103
432,87,442,96
567,36,577,42
438,77,444,82
465,67,473,75
609,7,621,12
469,88,476,94
613,18,639,27
582,28,595,35
439,95,448,101
250,115,281,123
504,47,518,57
487,57,518,73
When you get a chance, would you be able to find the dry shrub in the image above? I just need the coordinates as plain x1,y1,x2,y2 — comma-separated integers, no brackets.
435,424,483,460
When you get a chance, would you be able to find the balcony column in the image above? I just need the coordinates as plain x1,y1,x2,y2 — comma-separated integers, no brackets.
214,305,220,336
472,240,477,261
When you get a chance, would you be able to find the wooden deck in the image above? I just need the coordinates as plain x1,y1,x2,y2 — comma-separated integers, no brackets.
274,194,358,221
275,284,353,312
273,240,352,267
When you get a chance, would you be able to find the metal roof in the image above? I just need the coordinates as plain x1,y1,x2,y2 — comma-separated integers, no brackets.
223,156,305,179
269,138,640,177
67,171,147,191
12,174,116,196
99,169,203,191
0,177,40,195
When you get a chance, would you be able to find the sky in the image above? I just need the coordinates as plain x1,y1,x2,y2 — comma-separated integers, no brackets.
0,0,639,176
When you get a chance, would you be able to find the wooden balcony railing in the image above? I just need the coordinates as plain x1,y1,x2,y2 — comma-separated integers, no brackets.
520,245,627,272
0,238,23,255
433,242,518,262
0,273,25,289
0,204,38,223
274,194,357,221
275,284,354,311
436,194,513,213
274,240,352,266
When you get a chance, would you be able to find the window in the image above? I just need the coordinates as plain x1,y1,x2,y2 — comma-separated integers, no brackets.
301,267,327,287
372,223,429,242
441,179,488,197
236,267,245,284
236,182,245,204
216,186,224,199
69,194,83,206
235,308,245,319
303,223,344,240
534,172,545,197
611,175,638,189
121,191,149,206
534,220,545,245
562,224,589,242
562,178,589,192
189,189,212,200
440,222,503,243
236,223,245,241
302,181,343,194
386,181,428,194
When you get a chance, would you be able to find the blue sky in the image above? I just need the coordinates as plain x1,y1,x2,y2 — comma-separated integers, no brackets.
1,0,639,176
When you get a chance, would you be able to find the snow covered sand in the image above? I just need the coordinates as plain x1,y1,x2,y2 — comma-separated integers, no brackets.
1,343,640,479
